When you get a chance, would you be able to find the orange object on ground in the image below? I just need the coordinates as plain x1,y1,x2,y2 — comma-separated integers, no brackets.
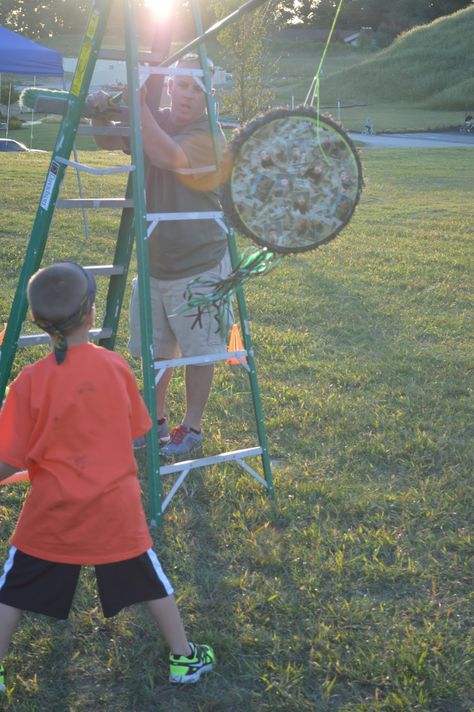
0,323,6,346
0,471,29,485
227,323,247,365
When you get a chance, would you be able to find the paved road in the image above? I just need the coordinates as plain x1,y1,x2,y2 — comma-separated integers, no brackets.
350,131,474,148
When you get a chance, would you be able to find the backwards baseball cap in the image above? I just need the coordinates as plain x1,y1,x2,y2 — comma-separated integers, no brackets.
31,262,96,365
170,53,215,93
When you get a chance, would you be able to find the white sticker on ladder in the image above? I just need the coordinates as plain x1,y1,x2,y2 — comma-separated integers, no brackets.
40,161,60,211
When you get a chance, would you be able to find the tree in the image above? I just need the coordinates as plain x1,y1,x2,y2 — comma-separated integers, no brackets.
276,0,319,26
0,0,89,38
369,0,473,38
275,0,473,29
0,79,19,105
210,0,278,123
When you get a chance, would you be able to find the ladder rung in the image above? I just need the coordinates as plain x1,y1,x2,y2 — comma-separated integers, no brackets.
159,447,263,475
155,351,249,372
77,125,131,137
98,49,165,63
56,199,134,209
55,156,134,176
147,211,224,221
18,328,113,348
84,265,125,276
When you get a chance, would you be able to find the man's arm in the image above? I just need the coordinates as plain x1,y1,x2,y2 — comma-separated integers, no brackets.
89,88,190,168
0,462,19,482
140,100,190,171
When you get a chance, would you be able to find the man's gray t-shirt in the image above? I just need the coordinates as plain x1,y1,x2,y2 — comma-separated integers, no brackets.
146,109,228,280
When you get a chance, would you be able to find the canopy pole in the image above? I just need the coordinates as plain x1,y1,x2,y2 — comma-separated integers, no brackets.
5,81,12,138
29,76,36,148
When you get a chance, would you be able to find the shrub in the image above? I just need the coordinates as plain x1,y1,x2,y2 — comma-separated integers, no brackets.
6,116,23,130
0,83,19,105
41,114,63,124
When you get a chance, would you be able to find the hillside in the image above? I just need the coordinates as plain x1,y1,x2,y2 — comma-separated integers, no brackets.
319,5,474,110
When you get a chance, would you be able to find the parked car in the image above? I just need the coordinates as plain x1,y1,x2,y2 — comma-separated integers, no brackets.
0,138,46,153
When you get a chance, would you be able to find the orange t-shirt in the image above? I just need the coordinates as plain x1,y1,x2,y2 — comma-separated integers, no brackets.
0,343,152,564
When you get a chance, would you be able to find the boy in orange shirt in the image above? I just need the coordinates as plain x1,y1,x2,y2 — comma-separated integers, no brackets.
0,262,214,693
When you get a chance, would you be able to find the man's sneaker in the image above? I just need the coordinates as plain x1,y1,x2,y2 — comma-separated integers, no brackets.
160,424,203,459
0,664,5,693
169,643,215,684
133,419,170,449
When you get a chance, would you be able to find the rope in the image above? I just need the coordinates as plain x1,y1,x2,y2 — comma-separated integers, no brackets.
179,248,281,334
304,0,345,109
303,0,345,165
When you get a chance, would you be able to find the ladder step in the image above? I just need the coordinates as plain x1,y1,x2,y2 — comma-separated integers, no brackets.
159,447,263,475
77,125,130,137
56,199,134,209
98,49,164,63
18,328,113,348
55,156,134,176
155,351,249,371
84,265,125,276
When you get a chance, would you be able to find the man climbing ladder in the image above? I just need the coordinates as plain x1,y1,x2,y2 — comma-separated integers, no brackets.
88,53,232,459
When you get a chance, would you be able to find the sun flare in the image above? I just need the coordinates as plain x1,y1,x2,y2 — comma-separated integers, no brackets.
145,0,175,20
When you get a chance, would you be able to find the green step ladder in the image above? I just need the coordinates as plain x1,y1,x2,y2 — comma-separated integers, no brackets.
0,0,273,526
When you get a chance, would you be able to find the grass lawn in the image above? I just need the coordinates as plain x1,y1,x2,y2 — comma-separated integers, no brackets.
0,146,473,710
2,102,467,156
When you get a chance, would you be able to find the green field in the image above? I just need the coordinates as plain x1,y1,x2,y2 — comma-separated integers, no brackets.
317,6,474,111
0,145,472,710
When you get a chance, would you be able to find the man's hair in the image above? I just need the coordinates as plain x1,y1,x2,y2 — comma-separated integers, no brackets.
28,262,94,332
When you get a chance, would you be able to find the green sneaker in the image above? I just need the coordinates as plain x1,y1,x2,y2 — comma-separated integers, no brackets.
169,643,215,684
0,664,5,693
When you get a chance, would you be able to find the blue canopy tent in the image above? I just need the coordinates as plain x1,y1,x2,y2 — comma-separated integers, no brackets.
0,25,63,76
0,26,88,234
0,25,63,145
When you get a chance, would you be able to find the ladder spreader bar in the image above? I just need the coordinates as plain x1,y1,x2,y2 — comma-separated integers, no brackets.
83,264,125,276
98,49,165,62
77,125,131,137
18,328,113,347
159,447,263,475
56,198,134,208
147,211,224,221
155,351,249,374
55,156,134,175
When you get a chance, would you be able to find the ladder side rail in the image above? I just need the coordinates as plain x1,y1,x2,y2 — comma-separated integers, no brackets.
123,0,162,526
71,143,90,241
97,175,135,351
146,4,175,117
227,226,275,495
63,64,90,256
190,0,222,166
0,0,112,403
189,0,274,496
137,0,175,523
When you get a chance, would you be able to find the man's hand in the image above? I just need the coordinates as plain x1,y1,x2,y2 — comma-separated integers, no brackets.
86,90,113,114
